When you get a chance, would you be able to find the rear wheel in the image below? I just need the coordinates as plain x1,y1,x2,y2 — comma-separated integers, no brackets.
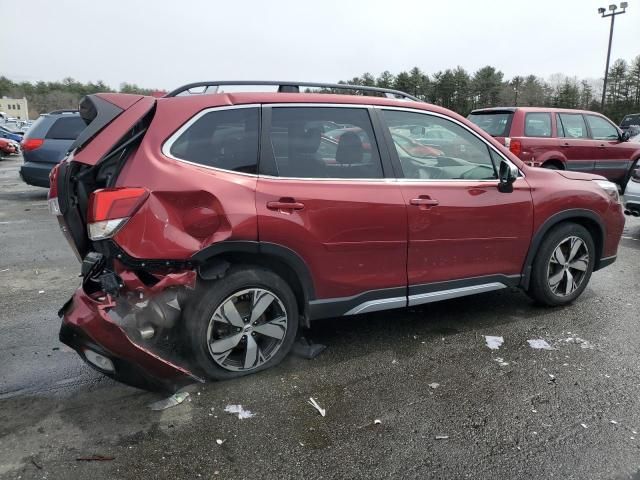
527,223,595,306
186,267,299,380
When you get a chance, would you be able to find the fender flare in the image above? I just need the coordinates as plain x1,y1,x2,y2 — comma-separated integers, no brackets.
520,209,606,289
192,240,316,301
536,152,567,167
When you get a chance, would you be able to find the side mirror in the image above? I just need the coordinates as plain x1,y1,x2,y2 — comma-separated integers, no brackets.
621,130,631,142
498,160,518,193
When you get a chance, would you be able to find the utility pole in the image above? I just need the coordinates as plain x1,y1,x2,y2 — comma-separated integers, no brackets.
598,2,628,110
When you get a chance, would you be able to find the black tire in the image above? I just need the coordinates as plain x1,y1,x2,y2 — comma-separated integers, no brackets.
542,162,560,170
185,266,299,380
527,223,595,306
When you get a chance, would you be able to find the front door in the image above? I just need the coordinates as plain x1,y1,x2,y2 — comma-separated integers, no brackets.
256,105,407,313
377,108,534,300
556,113,595,173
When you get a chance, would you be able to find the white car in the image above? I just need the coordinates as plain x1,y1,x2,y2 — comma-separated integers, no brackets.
623,134,640,216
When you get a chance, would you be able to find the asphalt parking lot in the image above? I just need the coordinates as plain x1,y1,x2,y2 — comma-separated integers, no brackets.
1,154,640,480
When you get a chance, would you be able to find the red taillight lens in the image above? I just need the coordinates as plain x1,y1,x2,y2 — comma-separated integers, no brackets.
509,139,522,157
47,164,61,215
87,188,148,240
21,138,44,151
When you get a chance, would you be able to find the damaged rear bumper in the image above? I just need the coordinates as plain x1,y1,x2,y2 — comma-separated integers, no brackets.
59,286,202,392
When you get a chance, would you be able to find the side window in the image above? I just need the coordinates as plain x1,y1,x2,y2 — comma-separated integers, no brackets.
585,115,619,141
524,112,551,137
381,109,497,180
168,107,259,174
268,107,383,179
45,117,86,140
557,114,588,139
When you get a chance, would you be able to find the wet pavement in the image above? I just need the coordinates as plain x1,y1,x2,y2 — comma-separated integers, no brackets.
1,154,640,479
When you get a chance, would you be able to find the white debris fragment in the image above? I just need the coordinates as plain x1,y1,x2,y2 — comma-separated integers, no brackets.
494,357,509,367
435,435,449,440
374,419,382,425
428,382,440,389
392,359,397,364
581,423,588,429
610,420,618,425
527,339,554,350
149,391,190,411
307,397,326,417
633,430,638,435
564,336,594,349
216,439,225,445
548,373,556,380
224,404,255,419
532,409,538,413
38,290,45,294
485,336,504,350
0,268,9,273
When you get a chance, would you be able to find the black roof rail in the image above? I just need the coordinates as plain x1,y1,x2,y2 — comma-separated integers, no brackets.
164,81,420,102
48,109,79,115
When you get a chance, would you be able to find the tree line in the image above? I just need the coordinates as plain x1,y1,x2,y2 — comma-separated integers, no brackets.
1,54,638,121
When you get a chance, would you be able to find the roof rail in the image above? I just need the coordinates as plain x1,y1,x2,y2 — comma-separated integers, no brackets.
48,109,79,115
164,81,420,101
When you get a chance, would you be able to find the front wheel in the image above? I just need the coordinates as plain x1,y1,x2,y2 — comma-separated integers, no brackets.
527,223,595,306
186,267,299,380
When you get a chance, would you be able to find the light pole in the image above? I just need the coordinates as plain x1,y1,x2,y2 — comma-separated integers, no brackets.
598,2,628,109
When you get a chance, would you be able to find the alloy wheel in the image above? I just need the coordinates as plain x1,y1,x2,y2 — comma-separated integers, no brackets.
546,236,590,297
206,288,288,372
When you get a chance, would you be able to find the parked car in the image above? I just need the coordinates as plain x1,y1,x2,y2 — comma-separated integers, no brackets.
623,133,640,216
0,125,23,143
468,107,640,190
20,110,85,187
50,82,624,392
620,113,640,136
0,138,19,156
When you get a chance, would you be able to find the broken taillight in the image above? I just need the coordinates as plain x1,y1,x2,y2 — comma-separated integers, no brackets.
48,164,61,216
87,188,148,241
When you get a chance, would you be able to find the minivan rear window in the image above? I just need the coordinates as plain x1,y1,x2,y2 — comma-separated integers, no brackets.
45,117,86,140
467,112,513,137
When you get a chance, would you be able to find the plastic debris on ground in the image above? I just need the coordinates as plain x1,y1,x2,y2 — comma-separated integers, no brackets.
308,397,326,417
435,435,449,440
494,357,509,367
216,439,225,445
224,404,255,419
428,382,440,389
564,336,594,349
149,391,190,411
611,420,618,425
527,339,554,350
485,336,504,350
374,419,382,425
581,423,588,429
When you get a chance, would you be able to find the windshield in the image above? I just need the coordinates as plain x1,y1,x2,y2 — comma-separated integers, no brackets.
467,112,513,137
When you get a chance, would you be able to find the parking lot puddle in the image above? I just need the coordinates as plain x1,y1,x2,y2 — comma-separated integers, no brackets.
485,336,504,350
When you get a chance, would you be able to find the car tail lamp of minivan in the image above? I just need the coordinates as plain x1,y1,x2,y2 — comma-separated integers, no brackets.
508,139,522,157
48,164,61,216
21,138,44,151
87,188,148,241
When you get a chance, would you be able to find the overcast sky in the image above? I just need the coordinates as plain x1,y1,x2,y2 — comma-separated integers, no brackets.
0,0,637,90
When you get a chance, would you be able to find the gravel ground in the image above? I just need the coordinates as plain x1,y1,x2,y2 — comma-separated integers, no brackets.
1,154,639,480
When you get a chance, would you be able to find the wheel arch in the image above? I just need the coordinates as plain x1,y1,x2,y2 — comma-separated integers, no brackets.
192,241,315,328
521,209,605,289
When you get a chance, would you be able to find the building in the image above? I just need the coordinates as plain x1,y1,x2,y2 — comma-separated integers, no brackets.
0,97,30,121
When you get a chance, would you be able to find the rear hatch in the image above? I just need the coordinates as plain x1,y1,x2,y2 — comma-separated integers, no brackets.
22,113,86,164
467,109,515,145
52,93,155,260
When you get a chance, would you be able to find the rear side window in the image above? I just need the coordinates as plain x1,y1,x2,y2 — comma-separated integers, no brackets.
167,107,259,174
585,115,619,140
621,114,640,127
557,114,588,139
524,113,551,137
45,117,86,140
268,107,383,179
467,112,513,137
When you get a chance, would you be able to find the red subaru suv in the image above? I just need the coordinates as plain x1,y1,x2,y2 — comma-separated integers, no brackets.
468,107,640,190
49,82,624,391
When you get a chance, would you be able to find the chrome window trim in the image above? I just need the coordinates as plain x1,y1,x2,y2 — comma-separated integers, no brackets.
374,105,525,179
161,104,261,178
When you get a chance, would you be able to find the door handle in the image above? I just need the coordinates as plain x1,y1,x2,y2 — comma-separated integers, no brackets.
561,143,571,147
267,200,305,211
598,144,606,148
410,197,439,207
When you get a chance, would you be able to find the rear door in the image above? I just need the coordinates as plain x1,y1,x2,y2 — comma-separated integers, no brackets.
556,113,595,173
256,105,407,312
378,107,533,299
584,113,635,183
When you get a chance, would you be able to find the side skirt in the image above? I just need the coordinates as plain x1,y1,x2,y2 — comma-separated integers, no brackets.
308,274,522,320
